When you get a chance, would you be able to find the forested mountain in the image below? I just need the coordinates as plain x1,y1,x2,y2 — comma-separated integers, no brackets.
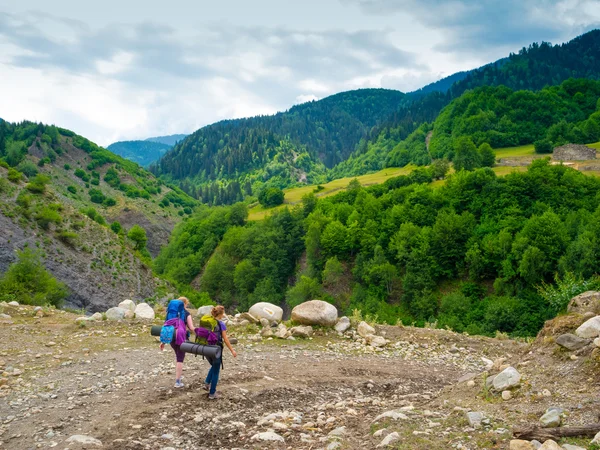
151,89,406,195
108,140,171,167
334,30,600,177
0,120,196,309
145,134,187,146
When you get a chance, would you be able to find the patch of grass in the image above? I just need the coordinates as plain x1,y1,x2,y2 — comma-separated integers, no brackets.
494,144,536,158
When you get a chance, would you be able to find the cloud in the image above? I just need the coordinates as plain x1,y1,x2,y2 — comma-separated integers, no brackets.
343,0,600,55
0,10,424,144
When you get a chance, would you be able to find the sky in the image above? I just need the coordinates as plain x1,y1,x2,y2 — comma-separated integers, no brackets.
0,0,599,146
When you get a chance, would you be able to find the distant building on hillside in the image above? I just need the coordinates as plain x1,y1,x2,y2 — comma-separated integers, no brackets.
553,144,597,161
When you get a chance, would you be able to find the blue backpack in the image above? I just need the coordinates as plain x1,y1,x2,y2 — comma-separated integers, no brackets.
165,300,185,321
160,325,175,344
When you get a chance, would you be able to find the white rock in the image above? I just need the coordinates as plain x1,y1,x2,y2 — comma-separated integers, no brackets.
123,310,135,319
357,321,375,338
327,442,342,450
539,408,561,427
249,302,284,322
492,366,521,391
575,316,600,338
594,337,600,348
251,431,284,442
239,312,259,323
466,411,485,429
377,431,400,448
275,325,289,339
290,325,314,338
502,390,513,401
328,426,346,437
591,430,600,444
75,316,88,323
196,305,214,317
562,444,586,450
105,307,127,321
66,435,103,446
7,301,19,306
134,303,155,320
89,312,103,321
118,299,136,312
372,410,409,423
291,300,338,326
367,335,387,348
335,316,351,333
538,440,561,450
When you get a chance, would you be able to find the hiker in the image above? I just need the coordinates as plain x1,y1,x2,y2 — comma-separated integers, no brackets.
160,297,194,388
199,305,236,400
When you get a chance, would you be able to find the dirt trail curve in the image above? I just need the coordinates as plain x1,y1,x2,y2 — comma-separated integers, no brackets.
4,304,597,450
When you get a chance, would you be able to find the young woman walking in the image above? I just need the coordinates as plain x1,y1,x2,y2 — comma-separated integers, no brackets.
203,305,236,399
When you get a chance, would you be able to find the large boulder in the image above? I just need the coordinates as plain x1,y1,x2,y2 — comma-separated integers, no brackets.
105,307,127,321
556,333,590,350
335,316,351,333
196,305,214,317
357,321,375,338
249,302,283,323
568,291,600,315
118,299,136,312
134,303,155,320
575,316,600,339
492,366,521,391
291,300,338,327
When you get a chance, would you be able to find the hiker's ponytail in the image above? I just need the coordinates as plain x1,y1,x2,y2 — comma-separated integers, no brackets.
211,305,225,318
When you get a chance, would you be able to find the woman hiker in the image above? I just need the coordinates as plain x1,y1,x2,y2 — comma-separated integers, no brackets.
203,305,236,399
160,296,195,388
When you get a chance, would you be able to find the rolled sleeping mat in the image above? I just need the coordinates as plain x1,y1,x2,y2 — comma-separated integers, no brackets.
180,342,222,359
150,325,162,336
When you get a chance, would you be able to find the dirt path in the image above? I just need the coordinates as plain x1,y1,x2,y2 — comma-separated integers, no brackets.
5,304,597,450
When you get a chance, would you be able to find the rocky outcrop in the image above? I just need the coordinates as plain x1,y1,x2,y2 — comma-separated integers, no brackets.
291,300,338,327
568,291,600,315
553,143,597,161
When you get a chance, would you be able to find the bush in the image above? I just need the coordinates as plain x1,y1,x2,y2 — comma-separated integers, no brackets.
103,197,116,207
110,221,122,234
82,207,106,225
17,160,38,177
35,207,62,229
538,272,600,313
258,187,285,207
26,174,51,194
534,139,553,154
57,231,78,245
0,248,68,307
7,168,22,183
67,185,77,194
128,225,148,251
88,188,106,204
64,163,71,170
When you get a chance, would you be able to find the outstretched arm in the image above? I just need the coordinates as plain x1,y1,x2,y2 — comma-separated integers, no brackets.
221,331,237,357
186,315,194,333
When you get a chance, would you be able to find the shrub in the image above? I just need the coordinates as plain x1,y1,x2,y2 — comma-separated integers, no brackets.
534,139,553,154
258,187,285,207
7,168,22,183
538,272,600,313
110,221,122,234
35,207,62,229
0,248,68,307
103,197,116,207
67,185,77,194
57,231,78,245
88,188,106,204
26,174,51,194
127,225,148,251
64,163,71,170
17,160,38,177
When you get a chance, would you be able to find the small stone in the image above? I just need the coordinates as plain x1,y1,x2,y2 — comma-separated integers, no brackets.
66,435,103,446
594,337,600,348
562,444,586,450
591,430,600,444
327,443,342,450
377,431,400,448
357,321,376,338
467,380,475,387
539,408,561,427
372,410,409,423
492,366,521,390
7,301,19,306
328,426,346,437
251,431,284,442
541,389,552,397
502,390,512,401
556,333,591,350
334,316,351,333
466,411,485,429
290,325,314,338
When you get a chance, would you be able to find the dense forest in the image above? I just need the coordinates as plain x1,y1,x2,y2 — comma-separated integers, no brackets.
155,160,600,337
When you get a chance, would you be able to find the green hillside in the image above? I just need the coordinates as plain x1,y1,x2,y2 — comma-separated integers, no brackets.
0,120,197,310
